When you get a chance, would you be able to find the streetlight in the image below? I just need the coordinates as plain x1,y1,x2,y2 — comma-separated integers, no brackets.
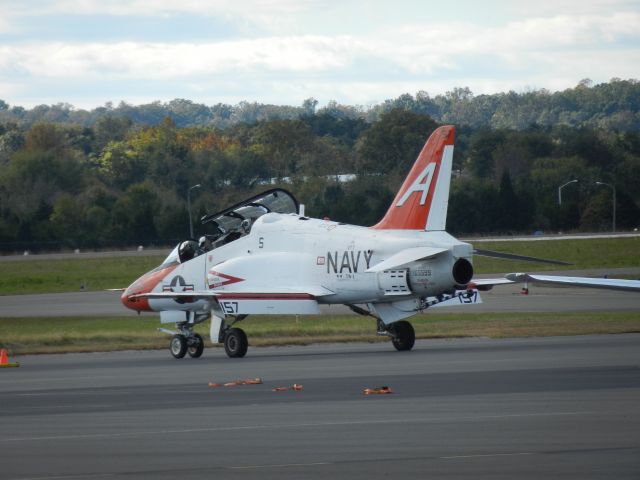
187,184,201,239
595,181,616,232
558,179,578,205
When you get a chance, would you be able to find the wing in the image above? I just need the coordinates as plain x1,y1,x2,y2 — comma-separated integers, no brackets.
505,273,640,292
468,278,515,291
130,286,335,315
131,285,334,300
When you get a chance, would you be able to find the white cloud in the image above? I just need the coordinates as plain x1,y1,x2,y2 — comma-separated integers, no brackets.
1,1,639,108
3,0,322,34
0,36,356,79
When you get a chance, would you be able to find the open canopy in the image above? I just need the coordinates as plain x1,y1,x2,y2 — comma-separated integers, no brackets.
200,188,299,238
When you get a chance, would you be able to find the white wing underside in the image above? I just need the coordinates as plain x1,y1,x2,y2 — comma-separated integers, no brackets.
473,273,640,292
505,273,640,292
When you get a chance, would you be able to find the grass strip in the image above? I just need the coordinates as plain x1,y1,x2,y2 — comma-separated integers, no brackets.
1,312,639,355
473,237,640,273
0,256,164,295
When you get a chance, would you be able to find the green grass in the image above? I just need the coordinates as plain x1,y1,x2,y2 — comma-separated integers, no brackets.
0,237,638,296
0,256,164,295
471,237,640,274
2,312,639,355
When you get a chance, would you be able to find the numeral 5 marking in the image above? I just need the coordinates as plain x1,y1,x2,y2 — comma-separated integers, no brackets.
220,301,239,314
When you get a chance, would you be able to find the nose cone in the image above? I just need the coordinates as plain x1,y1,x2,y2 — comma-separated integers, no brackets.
121,264,178,312
121,284,151,311
121,280,152,311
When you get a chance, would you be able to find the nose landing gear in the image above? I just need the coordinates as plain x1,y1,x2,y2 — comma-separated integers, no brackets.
169,332,205,359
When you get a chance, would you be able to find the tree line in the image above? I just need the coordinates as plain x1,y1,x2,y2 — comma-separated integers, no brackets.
1,78,638,132
0,82,639,252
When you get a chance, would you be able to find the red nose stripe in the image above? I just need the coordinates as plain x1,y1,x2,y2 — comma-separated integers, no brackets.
121,264,178,311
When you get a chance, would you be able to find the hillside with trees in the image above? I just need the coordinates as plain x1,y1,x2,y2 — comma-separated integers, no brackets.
0,79,638,252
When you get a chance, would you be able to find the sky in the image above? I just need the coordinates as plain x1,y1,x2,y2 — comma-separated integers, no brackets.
0,0,639,109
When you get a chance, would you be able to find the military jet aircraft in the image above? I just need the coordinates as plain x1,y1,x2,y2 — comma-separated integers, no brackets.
121,125,639,359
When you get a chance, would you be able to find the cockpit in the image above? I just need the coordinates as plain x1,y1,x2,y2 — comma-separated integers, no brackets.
166,188,299,265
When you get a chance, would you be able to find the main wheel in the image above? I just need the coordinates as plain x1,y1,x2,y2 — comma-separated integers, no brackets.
170,334,187,359
187,333,204,358
390,320,415,351
224,328,248,358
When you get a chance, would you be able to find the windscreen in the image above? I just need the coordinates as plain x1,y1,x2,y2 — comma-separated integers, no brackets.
201,189,299,237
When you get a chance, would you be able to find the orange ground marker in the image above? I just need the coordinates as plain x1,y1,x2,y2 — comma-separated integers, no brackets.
208,378,263,388
0,349,19,368
363,386,393,395
272,384,304,392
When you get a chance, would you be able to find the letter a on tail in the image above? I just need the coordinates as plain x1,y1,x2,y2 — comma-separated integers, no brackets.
373,125,455,231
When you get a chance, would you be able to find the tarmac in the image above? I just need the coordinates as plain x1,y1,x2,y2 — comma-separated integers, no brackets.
1,334,639,479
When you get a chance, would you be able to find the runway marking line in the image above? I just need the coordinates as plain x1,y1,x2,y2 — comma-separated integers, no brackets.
441,452,536,460
228,462,331,470
0,411,597,443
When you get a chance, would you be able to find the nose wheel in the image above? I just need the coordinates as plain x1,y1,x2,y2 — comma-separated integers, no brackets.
169,332,204,359
170,334,188,359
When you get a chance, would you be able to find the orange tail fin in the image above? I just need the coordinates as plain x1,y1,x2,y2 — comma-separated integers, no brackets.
373,125,455,231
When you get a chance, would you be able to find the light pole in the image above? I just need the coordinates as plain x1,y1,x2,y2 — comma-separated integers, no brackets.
595,181,616,232
558,179,578,205
187,184,201,239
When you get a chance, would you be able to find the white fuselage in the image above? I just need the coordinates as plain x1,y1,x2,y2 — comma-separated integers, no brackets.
146,212,474,314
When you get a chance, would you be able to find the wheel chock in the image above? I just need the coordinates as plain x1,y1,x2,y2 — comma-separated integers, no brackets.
208,378,263,388
272,384,303,392
363,386,393,395
0,349,19,368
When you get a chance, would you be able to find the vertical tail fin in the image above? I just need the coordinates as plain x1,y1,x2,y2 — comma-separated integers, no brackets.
373,125,454,231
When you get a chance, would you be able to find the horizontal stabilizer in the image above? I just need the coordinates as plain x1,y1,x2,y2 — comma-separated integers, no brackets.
505,273,640,292
474,249,571,266
366,246,448,273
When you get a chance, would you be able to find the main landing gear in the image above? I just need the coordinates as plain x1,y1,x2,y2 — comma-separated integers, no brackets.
223,327,248,358
217,315,249,358
347,304,416,352
388,320,415,351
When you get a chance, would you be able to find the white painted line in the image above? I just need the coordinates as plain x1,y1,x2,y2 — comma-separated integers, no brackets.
228,462,332,470
441,452,536,460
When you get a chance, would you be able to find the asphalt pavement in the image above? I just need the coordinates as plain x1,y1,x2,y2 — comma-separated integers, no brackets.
1,334,639,479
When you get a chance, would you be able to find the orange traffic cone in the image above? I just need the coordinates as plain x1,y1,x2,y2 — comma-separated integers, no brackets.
0,349,19,368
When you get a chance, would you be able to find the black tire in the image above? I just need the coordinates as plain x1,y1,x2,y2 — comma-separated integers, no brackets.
170,334,187,359
391,320,415,351
187,333,204,358
224,328,248,358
